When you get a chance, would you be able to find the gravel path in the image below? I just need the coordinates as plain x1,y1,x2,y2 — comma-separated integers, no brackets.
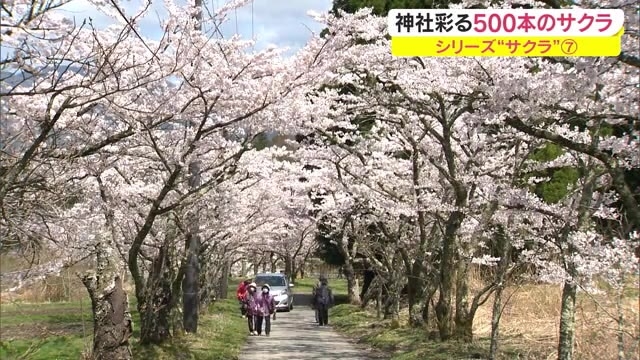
238,300,385,360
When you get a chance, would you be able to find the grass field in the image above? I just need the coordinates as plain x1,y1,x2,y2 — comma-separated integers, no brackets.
328,281,640,360
2,275,635,359
292,277,351,308
330,304,495,360
291,277,348,295
0,286,248,360
0,275,345,360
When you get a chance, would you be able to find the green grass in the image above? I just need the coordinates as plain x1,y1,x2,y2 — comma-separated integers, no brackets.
292,277,348,295
0,291,247,360
0,311,91,326
0,336,89,360
133,299,247,360
330,304,528,360
290,277,317,293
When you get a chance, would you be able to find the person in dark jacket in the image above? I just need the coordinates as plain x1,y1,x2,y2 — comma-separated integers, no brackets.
255,284,276,336
313,276,334,326
244,283,259,335
311,275,325,323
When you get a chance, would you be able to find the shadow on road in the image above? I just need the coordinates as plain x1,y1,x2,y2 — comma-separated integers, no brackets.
292,293,314,307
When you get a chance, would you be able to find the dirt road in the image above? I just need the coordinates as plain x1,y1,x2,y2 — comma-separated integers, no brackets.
238,299,385,360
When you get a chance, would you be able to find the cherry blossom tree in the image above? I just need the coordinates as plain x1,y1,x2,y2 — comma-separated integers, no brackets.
2,0,336,355
469,0,640,357
2,0,637,358
295,5,638,354
1,0,174,355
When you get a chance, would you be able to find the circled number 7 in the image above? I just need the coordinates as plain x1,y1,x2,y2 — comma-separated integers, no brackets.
564,40,575,52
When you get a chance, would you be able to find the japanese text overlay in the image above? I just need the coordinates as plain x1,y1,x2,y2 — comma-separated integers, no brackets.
388,9,624,57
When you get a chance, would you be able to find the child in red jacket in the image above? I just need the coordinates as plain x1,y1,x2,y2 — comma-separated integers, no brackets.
236,279,252,317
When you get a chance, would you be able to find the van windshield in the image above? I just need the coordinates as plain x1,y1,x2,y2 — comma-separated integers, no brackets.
255,276,286,287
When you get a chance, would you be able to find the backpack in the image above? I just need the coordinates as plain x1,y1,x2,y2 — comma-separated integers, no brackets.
317,284,331,305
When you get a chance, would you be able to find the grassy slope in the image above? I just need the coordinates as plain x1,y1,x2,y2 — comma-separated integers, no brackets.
0,290,247,360
134,299,247,360
328,281,640,360
330,304,497,360
320,277,523,359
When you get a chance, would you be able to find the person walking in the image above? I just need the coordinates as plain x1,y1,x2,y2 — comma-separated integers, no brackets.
236,279,252,318
311,275,324,323
314,276,334,326
255,284,276,336
244,282,259,335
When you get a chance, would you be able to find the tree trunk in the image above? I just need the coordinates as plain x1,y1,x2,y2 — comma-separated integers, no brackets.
382,259,402,322
197,250,216,311
616,272,626,360
182,231,200,333
489,284,504,359
404,251,426,327
361,268,375,307
407,138,428,328
558,281,577,360
454,199,502,343
556,228,580,359
83,180,133,358
140,291,172,344
182,158,202,333
383,298,393,319
82,241,132,359
392,293,400,322
376,281,382,319
421,289,434,326
84,275,133,359
435,210,464,341
558,169,597,360
453,260,496,344
171,270,185,337
218,260,230,299
422,298,429,325
489,224,512,359
337,230,360,305
170,220,185,336
408,283,425,327
241,260,247,278
270,252,277,272
343,261,360,305
290,260,297,282
383,287,400,322
454,261,473,342
139,244,173,344
453,315,474,342
284,255,293,281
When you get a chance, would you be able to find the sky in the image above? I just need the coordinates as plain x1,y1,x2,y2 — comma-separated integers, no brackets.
57,0,333,55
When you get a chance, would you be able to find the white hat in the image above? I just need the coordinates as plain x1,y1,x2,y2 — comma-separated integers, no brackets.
261,284,270,290
248,282,257,289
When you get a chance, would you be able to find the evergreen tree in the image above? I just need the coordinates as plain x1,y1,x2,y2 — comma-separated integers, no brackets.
331,0,459,16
